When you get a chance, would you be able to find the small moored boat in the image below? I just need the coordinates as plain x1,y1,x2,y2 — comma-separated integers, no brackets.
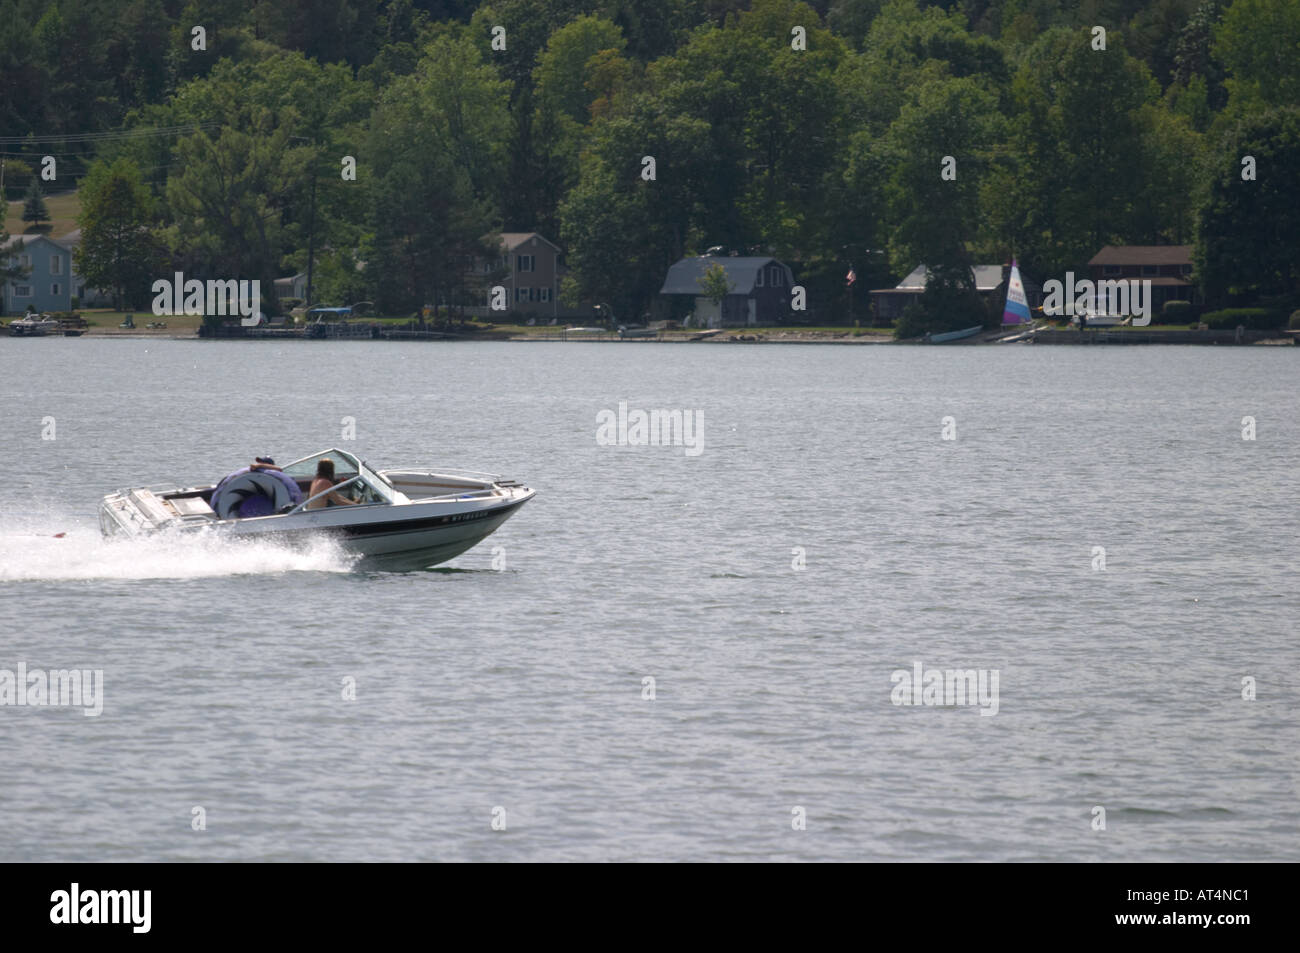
927,325,983,344
8,314,62,336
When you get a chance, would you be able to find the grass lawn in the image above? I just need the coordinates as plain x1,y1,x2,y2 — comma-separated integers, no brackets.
481,323,896,337
4,189,81,237
79,309,203,332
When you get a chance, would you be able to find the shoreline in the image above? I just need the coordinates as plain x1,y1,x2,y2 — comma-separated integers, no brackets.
7,327,1296,346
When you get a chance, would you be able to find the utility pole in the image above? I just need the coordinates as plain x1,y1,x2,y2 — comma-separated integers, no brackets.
305,163,317,307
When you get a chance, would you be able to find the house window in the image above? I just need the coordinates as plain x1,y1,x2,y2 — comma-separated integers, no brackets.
51,255,63,275
515,287,532,302
14,285,32,297
1181,264,1192,275
538,287,551,302
756,268,765,288
771,266,784,287
1103,265,1121,276
1141,265,1158,276
51,283,60,296
517,255,535,273
19,254,31,268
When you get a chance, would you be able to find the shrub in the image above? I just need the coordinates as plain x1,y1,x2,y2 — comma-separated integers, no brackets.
1289,310,1300,330
893,302,928,339
1160,299,1195,325
1201,308,1287,330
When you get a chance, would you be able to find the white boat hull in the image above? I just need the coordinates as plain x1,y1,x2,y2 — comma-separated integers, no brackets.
98,452,534,571
224,488,532,571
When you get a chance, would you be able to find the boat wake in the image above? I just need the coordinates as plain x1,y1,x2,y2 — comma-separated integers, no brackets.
0,516,356,582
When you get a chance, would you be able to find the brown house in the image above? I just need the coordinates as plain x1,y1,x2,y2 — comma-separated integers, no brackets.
471,231,588,321
1087,246,1197,310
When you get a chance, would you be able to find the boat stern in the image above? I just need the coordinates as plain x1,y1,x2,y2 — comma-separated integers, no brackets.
98,485,213,538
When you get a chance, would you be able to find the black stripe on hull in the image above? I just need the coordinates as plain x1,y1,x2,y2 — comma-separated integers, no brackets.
240,497,529,542
336,498,528,538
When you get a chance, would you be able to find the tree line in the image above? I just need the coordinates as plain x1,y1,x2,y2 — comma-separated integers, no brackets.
1,0,1296,331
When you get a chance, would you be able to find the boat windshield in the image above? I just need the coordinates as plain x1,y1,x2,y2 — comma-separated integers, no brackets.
282,449,395,505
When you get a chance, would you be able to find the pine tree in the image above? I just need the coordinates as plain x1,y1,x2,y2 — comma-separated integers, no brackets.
21,180,49,230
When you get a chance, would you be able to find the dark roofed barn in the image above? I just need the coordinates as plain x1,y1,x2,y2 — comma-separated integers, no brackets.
659,256,796,328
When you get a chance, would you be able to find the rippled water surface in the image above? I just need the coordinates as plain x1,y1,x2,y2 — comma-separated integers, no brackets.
1,338,1297,861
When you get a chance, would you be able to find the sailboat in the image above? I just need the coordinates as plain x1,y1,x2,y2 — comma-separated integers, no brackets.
998,259,1041,342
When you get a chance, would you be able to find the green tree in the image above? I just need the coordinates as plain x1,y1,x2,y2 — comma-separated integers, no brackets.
1,226,30,286
1131,104,1205,245
882,76,1002,335
75,158,164,309
1196,108,1300,302
468,0,593,233
148,54,371,310
1171,0,1226,113
103,0,172,110
992,28,1157,281
534,15,626,126
0,2,45,138
165,117,308,314
21,179,49,229
531,17,629,236
697,261,733,304
365,35,510,314
1213,0,1300,116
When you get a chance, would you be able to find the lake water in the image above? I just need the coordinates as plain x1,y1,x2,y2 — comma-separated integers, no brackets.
1,338,1297,861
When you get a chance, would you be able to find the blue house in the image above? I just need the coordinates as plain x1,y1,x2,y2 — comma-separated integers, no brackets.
2,234,75,315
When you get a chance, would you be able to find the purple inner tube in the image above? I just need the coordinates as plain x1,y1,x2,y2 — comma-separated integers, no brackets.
211,467,303,519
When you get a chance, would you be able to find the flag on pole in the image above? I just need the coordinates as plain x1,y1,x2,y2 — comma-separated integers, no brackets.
846,268,856,286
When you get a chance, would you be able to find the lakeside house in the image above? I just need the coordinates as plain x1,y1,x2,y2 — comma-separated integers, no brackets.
1,234,74,314
469,231,589,321
274,271,309,302
659,254,797,327
869,263,1042,321
1086,245,1197,310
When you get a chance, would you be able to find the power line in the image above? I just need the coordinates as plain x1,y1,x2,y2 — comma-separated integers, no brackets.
0,123,222,146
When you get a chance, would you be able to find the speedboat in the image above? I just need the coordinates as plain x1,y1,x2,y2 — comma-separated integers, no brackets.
8,314,62,336
98,448,535,571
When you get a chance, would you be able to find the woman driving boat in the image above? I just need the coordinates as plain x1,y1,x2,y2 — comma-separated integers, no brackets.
306,458,359,509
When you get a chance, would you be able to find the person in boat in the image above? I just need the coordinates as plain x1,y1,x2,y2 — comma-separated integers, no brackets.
306,458,359,509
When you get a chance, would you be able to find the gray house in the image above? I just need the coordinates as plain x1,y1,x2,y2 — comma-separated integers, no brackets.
2,234,74,315
274,271,309,301
660,255,797,327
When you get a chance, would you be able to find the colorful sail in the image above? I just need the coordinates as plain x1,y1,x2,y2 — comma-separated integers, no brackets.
1002,260,1031,325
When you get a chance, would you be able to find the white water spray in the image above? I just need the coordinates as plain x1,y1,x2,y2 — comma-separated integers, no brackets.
0,514,355,582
